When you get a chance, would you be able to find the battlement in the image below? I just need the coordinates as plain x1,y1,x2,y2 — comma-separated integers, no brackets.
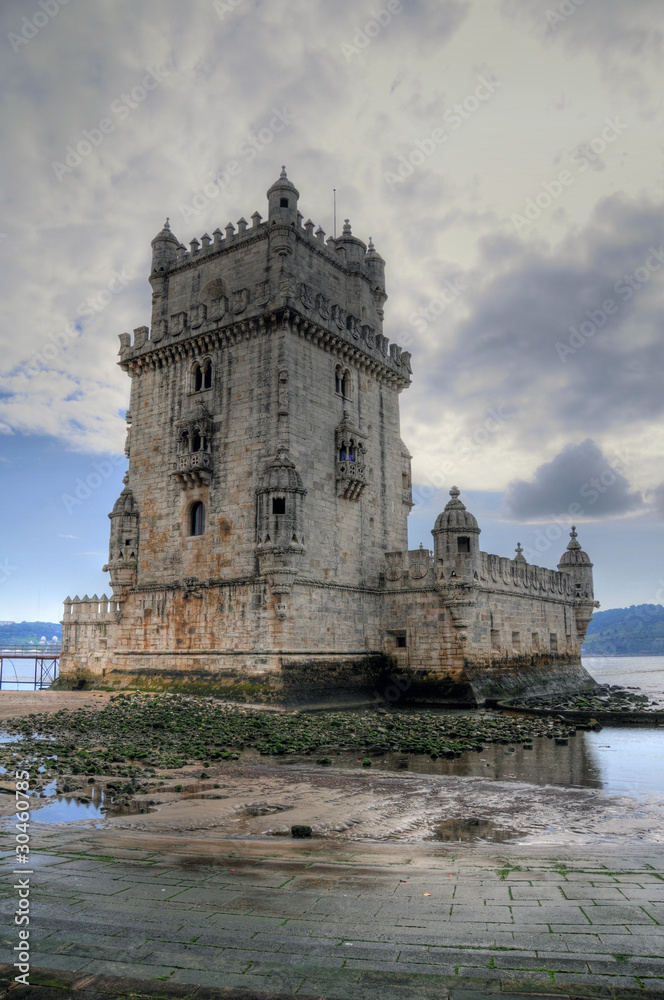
161,214,368,275
127,169,412,383
384,547,576,599
63,594,121,621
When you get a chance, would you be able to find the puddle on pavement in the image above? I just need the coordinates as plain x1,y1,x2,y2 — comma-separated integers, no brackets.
431,817,525,843
29,783,154,825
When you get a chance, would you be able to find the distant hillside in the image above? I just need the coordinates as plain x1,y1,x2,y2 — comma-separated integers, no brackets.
582,604,664,656
0,621,62,646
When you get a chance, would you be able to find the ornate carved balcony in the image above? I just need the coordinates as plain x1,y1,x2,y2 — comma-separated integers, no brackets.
172,451,212,489
336,459,367,501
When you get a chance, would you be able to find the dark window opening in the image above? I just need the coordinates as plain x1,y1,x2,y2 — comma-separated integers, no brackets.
203,362,212,389
280,197,289,208
192,431,201,452
272,497,286,514
190,501,205,536
339,445,347,462
335,374,341,393
396,635,407,648
340,375,347,397
457,536,470,553
125,539,131,546
194,365,202,392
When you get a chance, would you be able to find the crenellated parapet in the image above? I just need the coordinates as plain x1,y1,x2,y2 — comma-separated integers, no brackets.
63,594,121,622
384,489,598,617
120,167,412,387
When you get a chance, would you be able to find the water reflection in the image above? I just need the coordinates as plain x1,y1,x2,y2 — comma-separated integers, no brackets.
432,817,525,843
282,724,664,797
318,735,603,791
30,782,152,824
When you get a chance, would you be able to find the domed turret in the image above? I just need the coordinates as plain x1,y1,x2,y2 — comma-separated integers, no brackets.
256,446,307,595
335,218,366,268
433,486,480,535
558,526,592,568
267,166,300,224
103,483,139,595
432,487,481,583
150,218,180,274
558,526,594,600
365,236,387,319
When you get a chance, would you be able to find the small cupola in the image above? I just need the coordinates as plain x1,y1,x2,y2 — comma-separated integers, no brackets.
335,218,367,267
150,218,180,274
558,526,592,569
267,166,300,224
432,486,481,576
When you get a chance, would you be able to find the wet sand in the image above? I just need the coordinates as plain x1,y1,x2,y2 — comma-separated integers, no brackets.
17,755,664,847
3,690,664,847
0,688,112,718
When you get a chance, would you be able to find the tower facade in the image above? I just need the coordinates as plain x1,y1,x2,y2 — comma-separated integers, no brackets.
60,171,597,705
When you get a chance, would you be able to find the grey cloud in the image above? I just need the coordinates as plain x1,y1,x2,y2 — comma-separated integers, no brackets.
654,484,664,520
501,0,663,103
427,195,664,435
504,439,643,520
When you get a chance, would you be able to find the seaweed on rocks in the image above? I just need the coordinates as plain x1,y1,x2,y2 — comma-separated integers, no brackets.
0,693,581,809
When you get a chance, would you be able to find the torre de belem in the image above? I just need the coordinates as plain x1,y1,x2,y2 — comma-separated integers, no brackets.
60,169,598,704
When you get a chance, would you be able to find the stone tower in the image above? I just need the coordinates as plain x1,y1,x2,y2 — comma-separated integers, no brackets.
61,169,414,699
60,170,597,705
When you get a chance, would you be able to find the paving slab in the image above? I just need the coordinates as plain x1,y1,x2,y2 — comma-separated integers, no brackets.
2,834,664,999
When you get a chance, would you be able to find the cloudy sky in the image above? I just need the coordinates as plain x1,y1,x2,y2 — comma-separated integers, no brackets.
1,0,663,620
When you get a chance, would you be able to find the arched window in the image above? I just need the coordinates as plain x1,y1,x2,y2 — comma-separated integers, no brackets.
203,360,212,389
179,430,189,454
192,429,201,452
189,501,205,536
339,441,347,462
335,366,351,399
193,364,202,392
348,439,355,462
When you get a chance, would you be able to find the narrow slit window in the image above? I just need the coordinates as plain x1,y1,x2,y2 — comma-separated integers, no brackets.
190,502,205,536
272,497,286,514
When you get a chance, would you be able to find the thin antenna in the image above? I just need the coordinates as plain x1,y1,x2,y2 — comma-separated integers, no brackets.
333,189,337,239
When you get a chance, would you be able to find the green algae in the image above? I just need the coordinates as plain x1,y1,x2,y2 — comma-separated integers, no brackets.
0,692,577,796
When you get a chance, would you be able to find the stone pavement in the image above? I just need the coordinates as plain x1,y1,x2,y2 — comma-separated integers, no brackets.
1,828,664,999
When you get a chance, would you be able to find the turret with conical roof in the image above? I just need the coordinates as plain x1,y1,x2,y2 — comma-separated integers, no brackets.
267,166,300,225
432,487,481,583
150,218,180,274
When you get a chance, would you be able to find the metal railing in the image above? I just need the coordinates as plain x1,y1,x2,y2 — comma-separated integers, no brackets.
0,645,61,690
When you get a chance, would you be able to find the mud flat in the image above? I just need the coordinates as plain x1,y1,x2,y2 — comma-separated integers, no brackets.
0,688,111,719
